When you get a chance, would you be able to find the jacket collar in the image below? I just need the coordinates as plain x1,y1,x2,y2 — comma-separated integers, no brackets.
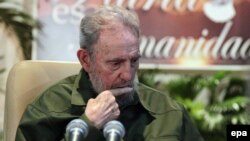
71,69,97,106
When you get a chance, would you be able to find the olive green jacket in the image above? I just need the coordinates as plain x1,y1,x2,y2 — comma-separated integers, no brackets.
16,70,204,141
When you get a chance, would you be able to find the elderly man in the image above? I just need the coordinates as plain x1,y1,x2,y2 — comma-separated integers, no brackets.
16,5,204,141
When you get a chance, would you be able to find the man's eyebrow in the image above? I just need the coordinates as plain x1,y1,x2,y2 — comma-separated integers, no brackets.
106,54,141,62
135,54,141,58
106,58,125,62
131,54,141,59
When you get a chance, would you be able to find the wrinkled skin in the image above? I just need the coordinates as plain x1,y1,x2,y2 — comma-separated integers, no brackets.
77,22,140,129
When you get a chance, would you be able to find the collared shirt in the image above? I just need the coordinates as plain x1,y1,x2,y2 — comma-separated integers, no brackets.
16,69,204,141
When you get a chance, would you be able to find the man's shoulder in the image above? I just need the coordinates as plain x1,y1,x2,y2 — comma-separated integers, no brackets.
30,74,78,112
137,83,183,114
41,74,78,96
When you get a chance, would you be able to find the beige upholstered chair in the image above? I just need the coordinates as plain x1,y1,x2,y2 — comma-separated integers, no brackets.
4,61,81,141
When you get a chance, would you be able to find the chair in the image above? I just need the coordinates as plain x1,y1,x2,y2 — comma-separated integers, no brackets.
4,61,81,141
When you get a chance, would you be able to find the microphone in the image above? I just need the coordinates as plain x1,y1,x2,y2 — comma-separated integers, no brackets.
66,119,88,141
103,120,125,141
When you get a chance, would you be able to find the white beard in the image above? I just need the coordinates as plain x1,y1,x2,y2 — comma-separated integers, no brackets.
89,67,135,106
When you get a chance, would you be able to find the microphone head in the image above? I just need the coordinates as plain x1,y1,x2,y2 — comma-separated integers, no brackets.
66,119,89,138
103,120,125,139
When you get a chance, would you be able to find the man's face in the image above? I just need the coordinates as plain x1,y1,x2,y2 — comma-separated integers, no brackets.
88,23,140,104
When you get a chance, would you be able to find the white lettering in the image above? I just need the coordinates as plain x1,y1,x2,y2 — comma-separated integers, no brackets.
144,36,156,58
128,0,138,9
140,36,148,57
142,0,155,11
70,0,86,24
162,37,175,58
184,37,195,58
139,21,250,63
193,29,208,57
116,0,125,7
52,0,86,25
52,4,69,24
161,0,170,11
174,38,187,58
103,0,198,11
174,0,183,11
103,0,111,5
212,21,233,59
236,131,242,138
223,37,242,59
155,37,175,58
202,37,216,58
240,39,250,59
187,0,197,11
231,131,247,138
242,131,247,137
231,131,236,136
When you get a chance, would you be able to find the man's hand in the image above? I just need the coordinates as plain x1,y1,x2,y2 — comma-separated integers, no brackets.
84,87,133,129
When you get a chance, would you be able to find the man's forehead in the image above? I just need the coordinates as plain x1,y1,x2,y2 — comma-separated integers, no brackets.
95,27,139,49
96,43,139,55
104,49,140,61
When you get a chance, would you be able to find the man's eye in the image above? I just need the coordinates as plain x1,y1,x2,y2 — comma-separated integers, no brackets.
110,62,120,69
112,62,119,66
132,58,138,63
131,58,139,66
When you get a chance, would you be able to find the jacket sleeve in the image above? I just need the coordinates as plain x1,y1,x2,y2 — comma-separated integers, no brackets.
16,127,27,141
16,104,104,141
15,104,68,141
181,106,204,141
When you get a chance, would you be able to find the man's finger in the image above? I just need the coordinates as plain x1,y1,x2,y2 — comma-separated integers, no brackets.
109,87,133,96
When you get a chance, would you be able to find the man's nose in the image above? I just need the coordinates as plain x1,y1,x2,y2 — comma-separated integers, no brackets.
120,63,133,81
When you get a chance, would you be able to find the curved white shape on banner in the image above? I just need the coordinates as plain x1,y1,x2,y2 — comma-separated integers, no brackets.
240,39,250,59
161,0,170,11
142,0,155,11
145,36,156,58
116,0,124,7
128,0,137,9
203,0,236,23
139,36,148,57
187,0,197,11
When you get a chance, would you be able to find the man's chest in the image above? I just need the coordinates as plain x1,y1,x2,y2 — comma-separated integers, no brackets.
119,105,181,141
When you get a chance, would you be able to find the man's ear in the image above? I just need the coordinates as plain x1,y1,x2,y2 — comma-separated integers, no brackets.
77,48,92,72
